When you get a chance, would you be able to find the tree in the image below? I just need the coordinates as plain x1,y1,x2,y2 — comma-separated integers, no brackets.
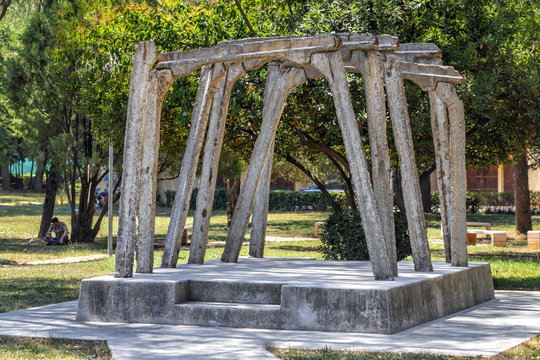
232,0,539,221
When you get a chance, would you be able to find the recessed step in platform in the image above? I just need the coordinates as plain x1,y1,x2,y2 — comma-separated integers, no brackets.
188,280,282,304
175,301,282,328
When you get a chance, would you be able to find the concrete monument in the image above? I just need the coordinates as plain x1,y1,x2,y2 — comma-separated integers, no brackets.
77,33,493,335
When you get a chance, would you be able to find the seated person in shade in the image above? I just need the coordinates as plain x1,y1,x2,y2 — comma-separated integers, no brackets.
43,217,69,245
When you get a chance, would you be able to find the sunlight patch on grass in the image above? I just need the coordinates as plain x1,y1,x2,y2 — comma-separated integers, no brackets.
0,336,112,359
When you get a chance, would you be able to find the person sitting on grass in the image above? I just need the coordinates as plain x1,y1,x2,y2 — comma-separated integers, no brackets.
43,217,69,245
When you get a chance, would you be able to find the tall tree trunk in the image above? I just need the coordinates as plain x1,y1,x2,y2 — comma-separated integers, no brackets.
419,175,431,213
1,165,11,190
225,178,240,229
28,161,35,190
393,169,406,215
514,152,532,234
419,165,436,213
33,160,45,192
38,170,58,238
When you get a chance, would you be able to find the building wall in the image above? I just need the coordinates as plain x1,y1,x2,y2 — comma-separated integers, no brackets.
430,164,540,193
529,167,540,191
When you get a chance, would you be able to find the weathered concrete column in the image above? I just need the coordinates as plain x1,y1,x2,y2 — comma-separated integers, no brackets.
429,91,452,263
311,52,394,281
188,64,247,264
436,82,467,267
221,64,306,263
136,69,174,273
162,64,226,268
249,139,274,258
352,50,398,276
382,53,432,272
115,41,160,278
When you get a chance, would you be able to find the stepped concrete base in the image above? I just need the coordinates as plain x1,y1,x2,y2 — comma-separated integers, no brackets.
76,258,494,334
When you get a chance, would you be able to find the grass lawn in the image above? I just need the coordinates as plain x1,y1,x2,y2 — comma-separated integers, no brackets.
0,190,539,359
0,336,111,359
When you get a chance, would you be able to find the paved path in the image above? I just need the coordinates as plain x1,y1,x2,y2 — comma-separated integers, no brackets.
0,291,538,359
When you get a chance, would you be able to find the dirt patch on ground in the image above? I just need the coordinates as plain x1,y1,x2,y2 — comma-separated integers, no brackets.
4,254,108,267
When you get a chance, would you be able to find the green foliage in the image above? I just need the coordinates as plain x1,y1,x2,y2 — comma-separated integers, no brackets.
476,191,515,207
466,191,479,213
319,209,412,261
269,190,347,211
433,190,540,209
163,188,346,212
431,191,480,213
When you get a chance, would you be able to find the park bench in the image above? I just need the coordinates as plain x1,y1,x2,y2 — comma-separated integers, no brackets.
465,222,506,247
441,222,506,247
526,231,540,249
180,225,193,245
314,222,324,237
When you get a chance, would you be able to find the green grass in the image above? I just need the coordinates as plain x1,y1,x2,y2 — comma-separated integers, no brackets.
0,191,46,204
269,335,540,359
0,336,112,359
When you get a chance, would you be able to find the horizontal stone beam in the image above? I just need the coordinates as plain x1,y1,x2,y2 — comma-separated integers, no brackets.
394,43,442,64
399,61,465,91
156,35,342,77
338,33,397,65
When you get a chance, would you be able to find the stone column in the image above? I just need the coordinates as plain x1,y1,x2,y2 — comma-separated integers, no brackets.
436,82,467,267
221,64,306,263
382,53,432,272
249,139,274,258
136,69,174,273
311,52,394,281
188,64,247,264
352,50,397,276
162,64,226,268
115,41,160,278
429,91,452,263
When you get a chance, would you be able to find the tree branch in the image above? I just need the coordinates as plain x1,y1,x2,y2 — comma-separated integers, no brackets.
278,151,341,211
293,127,351,173
233,0,256,36
0,0,13,22
325,153,356,210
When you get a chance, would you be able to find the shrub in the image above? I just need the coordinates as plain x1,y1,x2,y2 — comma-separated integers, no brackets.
319,209,412,261
466,191,479,213
161,188,350,212
165,190,176,207
431,191,480,213
476,191,514,206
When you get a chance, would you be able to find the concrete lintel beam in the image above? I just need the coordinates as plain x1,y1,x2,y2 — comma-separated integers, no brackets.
399,61,466,91
159,35,341,62
338,33,398,65
394,43,442,64
157,35,342,77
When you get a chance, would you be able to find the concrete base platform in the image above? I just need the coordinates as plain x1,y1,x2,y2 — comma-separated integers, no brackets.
77,258,494,334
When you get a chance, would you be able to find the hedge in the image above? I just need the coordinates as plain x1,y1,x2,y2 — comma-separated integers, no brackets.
158,189,347,211
431,190,540,213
